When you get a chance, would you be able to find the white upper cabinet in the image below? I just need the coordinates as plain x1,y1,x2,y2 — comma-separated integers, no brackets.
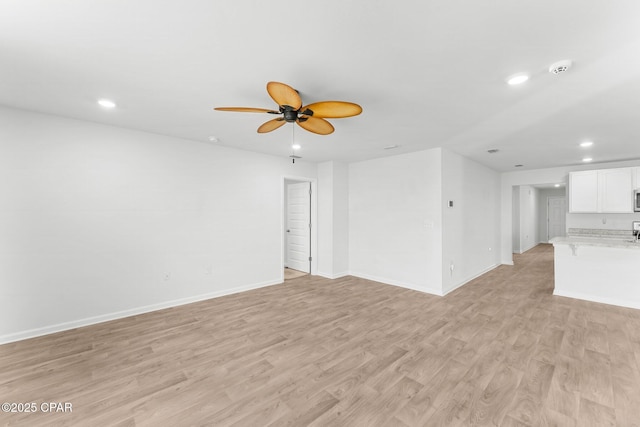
599,168,633,212
569,170,599,213
569,167,634,213
634,167,640,189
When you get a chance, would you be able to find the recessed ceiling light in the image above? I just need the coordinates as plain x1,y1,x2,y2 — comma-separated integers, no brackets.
487,149,499,154
507,74,529,85
582,157,593,162
514,164,524,168
208,136,219,143
97,99,116,109
580,141,593,147
384,144,400,150
554,184,561,187
292,143,301,150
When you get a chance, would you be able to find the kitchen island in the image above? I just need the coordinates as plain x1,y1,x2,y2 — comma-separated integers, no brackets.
552,235,640,309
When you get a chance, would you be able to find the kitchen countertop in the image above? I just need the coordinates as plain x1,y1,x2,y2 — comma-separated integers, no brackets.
551,236,640,249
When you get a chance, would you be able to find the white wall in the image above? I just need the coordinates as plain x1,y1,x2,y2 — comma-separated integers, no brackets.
332,162,349,277
537,188,566,242
348,148,501,295
441,149,501,294
317,163,334,276
516,185,539,253
317,161,349,279
500,159,640,264
512,187,520,250
349,149,443,294
0,106,317,343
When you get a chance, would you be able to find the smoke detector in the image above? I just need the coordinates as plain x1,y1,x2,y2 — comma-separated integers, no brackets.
549,60,572,74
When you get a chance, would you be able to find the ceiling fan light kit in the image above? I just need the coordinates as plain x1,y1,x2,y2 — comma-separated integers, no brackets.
214,81,362,136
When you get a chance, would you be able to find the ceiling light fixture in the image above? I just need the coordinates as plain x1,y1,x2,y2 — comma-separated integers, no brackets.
580,141,593,147
97,99,116,109
514,164,524,168
292,143,301,150
208,136,219,143
507,74,529,85
384,144,399,150
554,184,561,187
487,149,499,154
582,157,593,162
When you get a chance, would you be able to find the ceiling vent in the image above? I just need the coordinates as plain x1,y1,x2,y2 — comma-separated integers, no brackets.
549,60,572,74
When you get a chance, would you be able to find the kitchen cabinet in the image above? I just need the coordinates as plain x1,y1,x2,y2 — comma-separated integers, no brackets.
600,168,633,212
569,170,599,212
634,167,640,189
569,167,633,213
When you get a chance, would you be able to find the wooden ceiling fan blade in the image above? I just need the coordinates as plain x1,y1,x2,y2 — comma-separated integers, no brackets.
214,107,279,113
266,82,302,109
257,118,286,133
301,101,362,118
296,117,334,135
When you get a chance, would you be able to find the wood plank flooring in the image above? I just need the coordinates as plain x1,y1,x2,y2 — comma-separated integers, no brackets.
2,244,640,426
284,268,308,280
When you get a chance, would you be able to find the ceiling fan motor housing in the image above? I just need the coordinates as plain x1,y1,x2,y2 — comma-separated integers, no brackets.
282,106,313,122
282,107,299,122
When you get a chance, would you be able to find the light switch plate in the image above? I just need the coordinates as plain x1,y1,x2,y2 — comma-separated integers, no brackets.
633,221,640,232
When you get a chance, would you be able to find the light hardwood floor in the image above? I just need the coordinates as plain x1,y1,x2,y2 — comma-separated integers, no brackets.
2,244,640,426
284,268,308,280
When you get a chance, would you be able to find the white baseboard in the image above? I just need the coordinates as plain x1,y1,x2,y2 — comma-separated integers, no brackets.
348,271,443,296
317,271,350,280
514,243,538,255
0,279,282,345
553,289,640,310
442,264,500,296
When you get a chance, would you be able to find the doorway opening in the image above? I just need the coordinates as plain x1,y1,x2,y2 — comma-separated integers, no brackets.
511,184,566,254
547,196,566,242
282,176,317,281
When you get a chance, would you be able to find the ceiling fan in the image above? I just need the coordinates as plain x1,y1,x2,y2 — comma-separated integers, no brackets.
214,81,362,135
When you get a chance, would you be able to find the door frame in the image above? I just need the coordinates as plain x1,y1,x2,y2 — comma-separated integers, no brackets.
546,196,566,242
281,175,318,281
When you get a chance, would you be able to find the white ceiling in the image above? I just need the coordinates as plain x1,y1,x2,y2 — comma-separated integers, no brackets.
2,1,640,172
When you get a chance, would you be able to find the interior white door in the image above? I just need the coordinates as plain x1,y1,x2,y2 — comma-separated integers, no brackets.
547,196,566,241
286,182,310,273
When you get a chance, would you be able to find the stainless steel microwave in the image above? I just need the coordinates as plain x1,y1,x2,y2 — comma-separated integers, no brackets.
635,189,640,212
